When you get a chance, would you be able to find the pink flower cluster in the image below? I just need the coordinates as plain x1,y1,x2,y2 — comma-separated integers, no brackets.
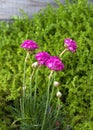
35,52,50,65
45,56,64,71
21,38,77,71
21,40,38,51
64,38,77,52
35,52,64,71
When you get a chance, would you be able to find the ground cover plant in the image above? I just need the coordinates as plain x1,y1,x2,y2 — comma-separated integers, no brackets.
0,0,93,129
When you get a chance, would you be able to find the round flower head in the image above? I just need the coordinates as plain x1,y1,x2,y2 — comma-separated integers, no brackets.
21,40,38,51
64,38,77,52
35,52,50,65
45,56,64,71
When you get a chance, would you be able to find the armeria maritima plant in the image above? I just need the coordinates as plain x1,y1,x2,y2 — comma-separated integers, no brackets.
13,38,77,130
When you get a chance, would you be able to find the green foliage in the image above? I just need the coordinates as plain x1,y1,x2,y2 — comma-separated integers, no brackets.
0,0,93,129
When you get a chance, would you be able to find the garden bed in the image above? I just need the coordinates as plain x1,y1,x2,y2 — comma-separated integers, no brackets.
0,0,93,129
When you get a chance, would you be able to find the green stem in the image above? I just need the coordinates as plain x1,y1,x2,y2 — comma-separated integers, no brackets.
55,98,61,119
33,67,39,110
21,52,29,119
59,48,68,57
53,88,61,126
29,68,35,112
41,77,52,130
49,73,56,104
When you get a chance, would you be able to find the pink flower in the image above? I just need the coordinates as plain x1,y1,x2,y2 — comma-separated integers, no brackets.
21,40,38,51
35,52,50,65
64,38,77,52
45,56,64,71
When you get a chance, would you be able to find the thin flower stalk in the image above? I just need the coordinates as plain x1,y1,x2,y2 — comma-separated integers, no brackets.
49,73,56,104
59,48,68,57
41,74,53,130
54,89,62,125
33,66,40,110
25,52,29,62
29,68,35,112
21,52,29,121
48,70,54,79
55,98,61,119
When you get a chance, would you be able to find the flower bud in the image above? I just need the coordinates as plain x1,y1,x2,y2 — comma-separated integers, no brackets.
23,86,26,90
54,81,60,87
56,91,62,98
32,62,38,68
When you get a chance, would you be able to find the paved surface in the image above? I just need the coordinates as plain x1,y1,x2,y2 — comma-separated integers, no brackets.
0,0,64,20
0,0,93,20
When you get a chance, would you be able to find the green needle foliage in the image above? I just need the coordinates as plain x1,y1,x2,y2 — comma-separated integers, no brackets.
0,0,93,129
